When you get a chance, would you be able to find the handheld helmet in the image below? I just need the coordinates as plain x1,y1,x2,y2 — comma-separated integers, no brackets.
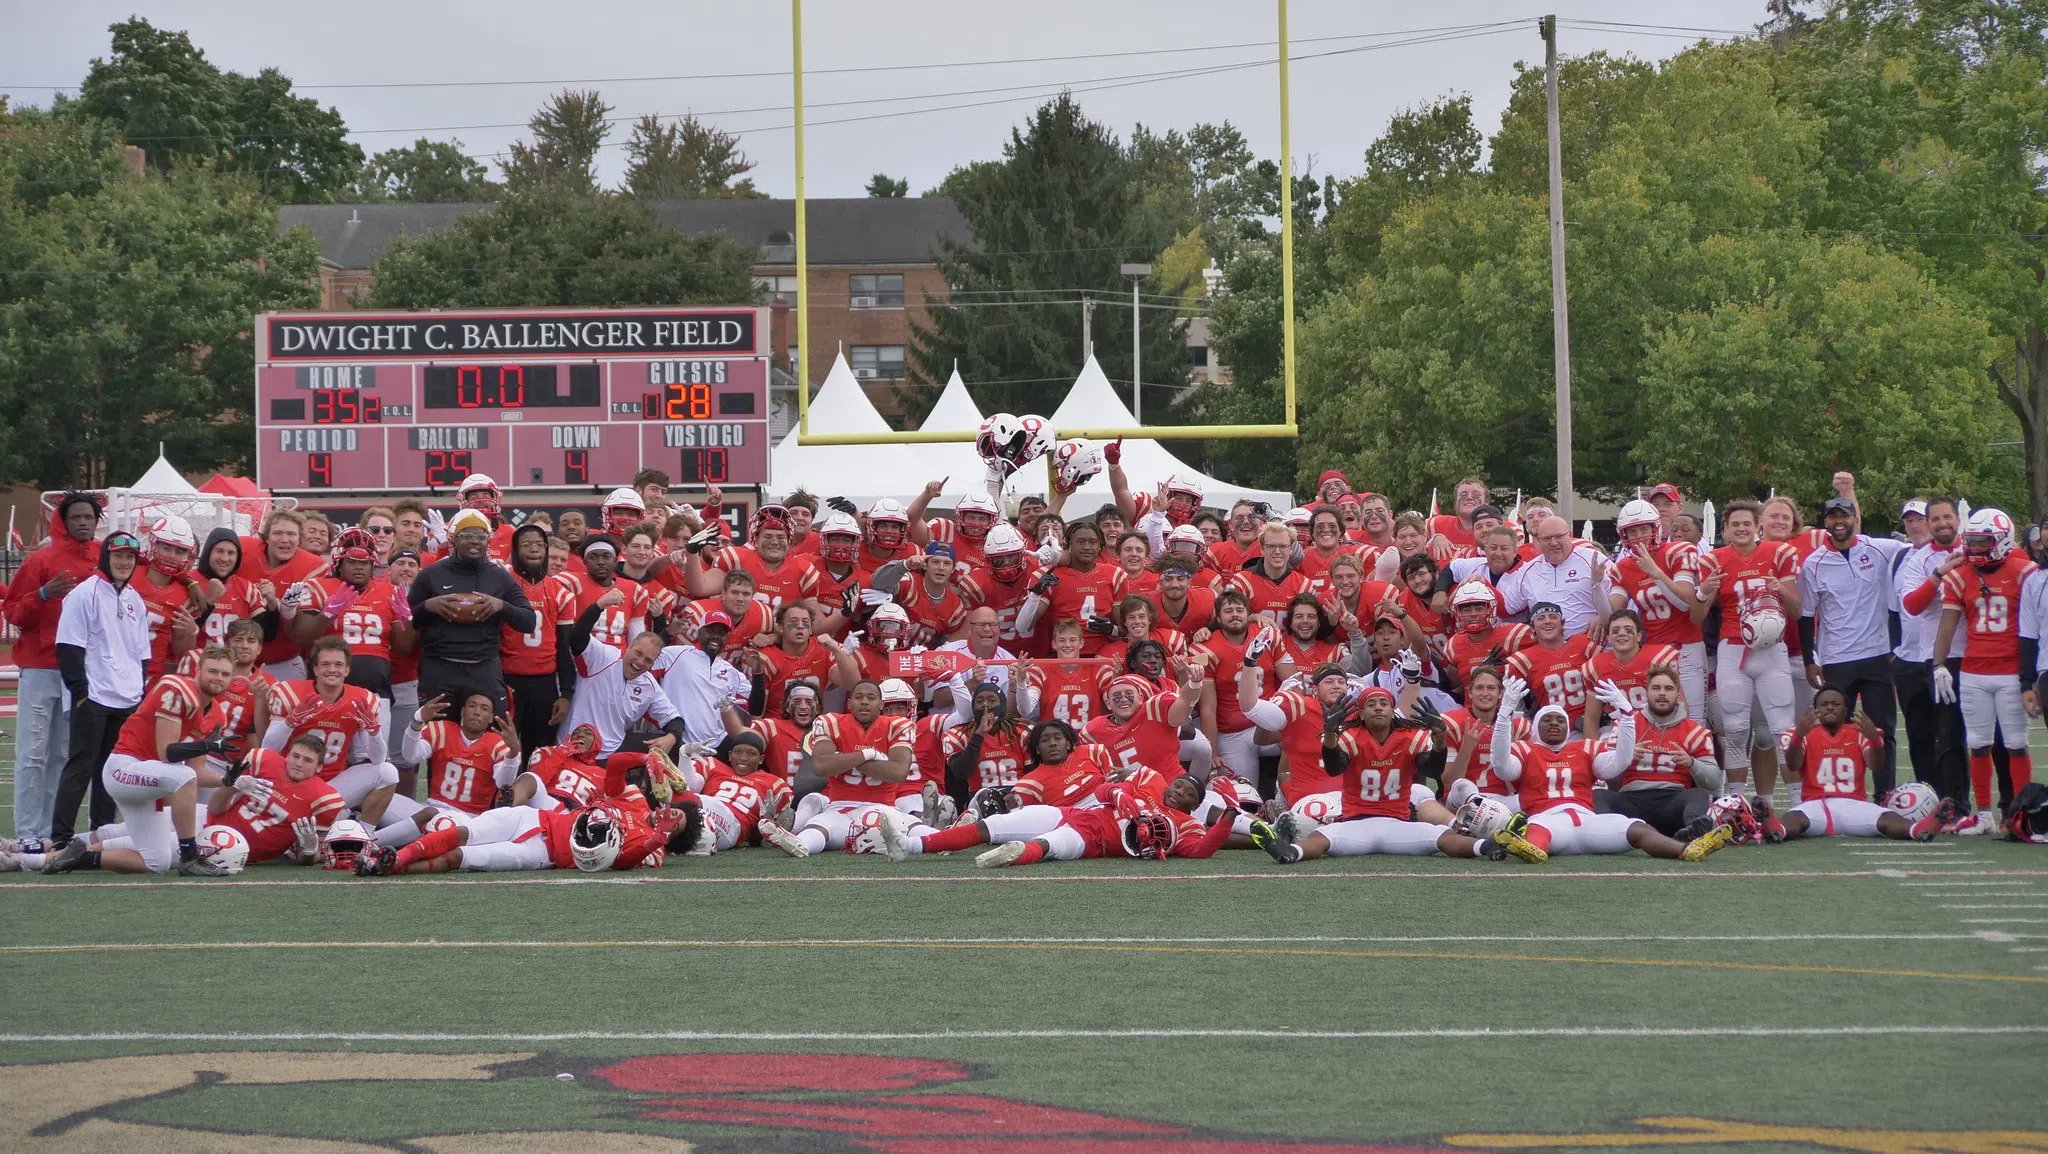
866,601,911,651
1963,508,2014,567
602,487,647,535
1451,579,1498,635
1124,810,1175,861
1054,440,1105,492
198,824,251,874
570,806,624,872
1289,792,1341,837
457,474,502,520
976,414,1024,473
867,499,910,552
954,492,1000,540
1738,587,1787,650
816,511,862,564
143,514,197,578
320,819,376,871
1163,474,1205,526
1451,795,1515,839
1615,499,1661,547
983,523,1029,584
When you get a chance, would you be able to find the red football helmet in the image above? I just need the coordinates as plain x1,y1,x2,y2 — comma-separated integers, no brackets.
331,526,377,564
458,474,502,521
816,511,861,564
1124,810,1175,861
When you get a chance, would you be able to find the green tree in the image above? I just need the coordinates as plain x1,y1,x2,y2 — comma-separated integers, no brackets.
1325,94,1482,278
0,106,321,486
366,188,757,309
74,17,360,203
623,114,763,199
910,95,1191,418
865,173,909,197
353,138,496,202
504,90,612,196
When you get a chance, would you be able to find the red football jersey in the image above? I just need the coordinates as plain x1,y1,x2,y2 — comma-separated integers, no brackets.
1797,723,1880,800
527,744,616,809
925,518,991,575
1941,553,2038,674
192,575,266,659
1429,513,1476,551
1045,562,1126,655
1704,542,1799,644
1610,543,1703,645
956,562,1044,651
1332,725,1433,819
503,570,577,677
708,544,819,613
1399,588,1447,646
208,748,345,863
1624,715,1716,789
1506,637,1598,726
755,640,836,719
1442,708,1528,796
552,571,652,649
747,715,812,784
1193,627,1280,732
1011,744,1114,807
1445,624,1534,691
302,576,405,663
418,720,513,815
807,712,916,803
1511,739,1602,814
135,574,197,680
676,597,773,661
1230,565,1311,623
215,669,274,745
112,675,225,762
941,722,1031,792
240,547,324,667
895,577,970,648
693,758,793,843
1582,644,1683,716
1152,587,1219,640
536,800,668,871
268,680,382,778
909,713,950,792
1085,693,1184,777
1261,689,1341,804
1027,660,1112,727
1277,634,1345,675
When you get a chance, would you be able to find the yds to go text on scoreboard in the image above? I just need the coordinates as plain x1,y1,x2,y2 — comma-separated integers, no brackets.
254,305,773,494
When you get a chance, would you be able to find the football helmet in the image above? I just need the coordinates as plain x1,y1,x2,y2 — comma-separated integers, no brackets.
1164,524,1205,555
1124,810,1175,861
1738,587,1787,650
976,414,1024,471
816,511,862,563
1451,795,1515,839
1163,474,1205,525
1705,794,1762,844
143,514,197,578
1882,781,1941,823
602,487,647,534
320,819,376,871
1054,440,1105,493
1963,508,2014,567
1451,579,1498,634
954,492,1000,540
983,523,1029,583
867,499,910,551
1287,793,1341,838
844,805,906,854
866,602,911,651
878,678,919,714
1616,499,1661,545
198,824,250,874
457,474,502,520
570,807,624,872
330,526,377,564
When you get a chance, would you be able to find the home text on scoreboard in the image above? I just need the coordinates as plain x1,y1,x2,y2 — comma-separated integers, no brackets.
254,305,773,494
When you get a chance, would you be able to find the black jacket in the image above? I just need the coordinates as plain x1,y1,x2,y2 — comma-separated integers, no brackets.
409,553,536,664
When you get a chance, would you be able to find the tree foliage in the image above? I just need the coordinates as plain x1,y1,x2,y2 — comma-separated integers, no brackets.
623,114,764,199
503,90,612,196
353,138,496,203
865,173,909,198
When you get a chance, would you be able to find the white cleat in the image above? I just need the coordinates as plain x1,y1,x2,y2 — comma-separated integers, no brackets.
975,841,1029,869
921,782,958,828
758,819,810,858
1952,810,1998,836
0,853,21,873
878,814,914,863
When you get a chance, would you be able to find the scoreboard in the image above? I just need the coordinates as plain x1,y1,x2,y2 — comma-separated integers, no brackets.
255,305,773,494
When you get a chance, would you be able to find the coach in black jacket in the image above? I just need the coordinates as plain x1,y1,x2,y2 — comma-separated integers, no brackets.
408,510,535,714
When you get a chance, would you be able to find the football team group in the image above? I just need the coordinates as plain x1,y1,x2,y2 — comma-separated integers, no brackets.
5,425,2044,881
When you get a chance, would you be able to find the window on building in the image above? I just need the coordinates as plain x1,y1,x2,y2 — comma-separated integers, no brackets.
1190,345,1210,367
849,345,906,379
849,273,905,308
755,275,798,306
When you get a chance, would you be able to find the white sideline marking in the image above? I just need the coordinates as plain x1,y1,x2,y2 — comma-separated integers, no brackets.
1960,918,2048,924
1,1025,2043,1045
1900,881,2041,887
1946,904,2048,910
6,868,2047,890
0,932,1991,955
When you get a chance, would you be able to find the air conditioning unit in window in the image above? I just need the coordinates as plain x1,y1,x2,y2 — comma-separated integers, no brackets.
853,367,879,379
850,295,879,308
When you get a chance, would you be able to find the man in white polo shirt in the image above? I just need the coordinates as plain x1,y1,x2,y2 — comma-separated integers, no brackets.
1798,497,1908,799
1500,515,1611,643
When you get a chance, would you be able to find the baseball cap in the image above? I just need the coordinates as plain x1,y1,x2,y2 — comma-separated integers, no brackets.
925,541,955,559
1821,497,1856,518
1901,498,1929,518
697,609,734,629
1472,504,1505,521
102,531,141,553
1647,483,1682,503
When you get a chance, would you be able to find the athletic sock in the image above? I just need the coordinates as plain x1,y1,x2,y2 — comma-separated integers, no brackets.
394,826,463,870
1970,752,1996,812
81,849,102,869
919,824,984,854
178,836,199,863
1279,843,1305,863
2009,751,2033,791
796,828,828,855
1523,824,1553,854
1016,840,1048,865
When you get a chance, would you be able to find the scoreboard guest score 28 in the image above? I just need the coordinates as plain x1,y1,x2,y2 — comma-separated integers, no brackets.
255,305,772,494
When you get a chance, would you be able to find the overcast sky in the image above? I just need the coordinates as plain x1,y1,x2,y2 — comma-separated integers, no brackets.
4,2,1763,197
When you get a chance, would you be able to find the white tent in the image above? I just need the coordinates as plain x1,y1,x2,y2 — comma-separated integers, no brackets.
1003,356,1293,512
914,365,995,505
100,448,262,537
770,351,932,506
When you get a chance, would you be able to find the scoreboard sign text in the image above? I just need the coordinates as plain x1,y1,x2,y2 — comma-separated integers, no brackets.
255,305,772,493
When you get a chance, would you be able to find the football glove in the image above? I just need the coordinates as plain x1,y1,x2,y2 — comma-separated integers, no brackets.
685,526,723,555
290,816,320,860
1932,665,1956,704
859,588,896,607
1103,437,1122,465
1084,615,1118,636
825,496,859,515
1028,571,1059,596
1499,674,1530,713
1243,630,1273,666
1591,678,1633,716
1322,696,1356,736
321,585,361,619
230,773,274,805
1412,697,1446,729
1396,647,1423,679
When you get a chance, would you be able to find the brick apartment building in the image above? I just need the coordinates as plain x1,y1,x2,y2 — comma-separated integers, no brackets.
278,197,971,429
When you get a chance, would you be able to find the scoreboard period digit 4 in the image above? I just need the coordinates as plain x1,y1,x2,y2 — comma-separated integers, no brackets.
254,306,773,494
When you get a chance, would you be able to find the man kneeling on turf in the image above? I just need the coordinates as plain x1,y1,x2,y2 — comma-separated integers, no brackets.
1491,675,1733,862
1782,685,1947,842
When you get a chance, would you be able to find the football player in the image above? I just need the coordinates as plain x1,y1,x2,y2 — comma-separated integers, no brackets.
1013,620,1113,726
1699,499,1801,795
1593,665,1722,839
670,733,794,853
134,515,206,681
286,527,411,742
757,679,922,857
358,794,685,874
1443,578,1533,693
1041,522,1126,657
1783,685,1947,841
404,691,521,818
1581,609,1682,734
201,737,346,866
1441,664,1526,805
1086,667,1200,778
955,523,1043,652
1504,602,1597,731
1609,498,1708,712
1931,508,2036,833
1194,589,1281,779
263,637,400,824
500,522,576,758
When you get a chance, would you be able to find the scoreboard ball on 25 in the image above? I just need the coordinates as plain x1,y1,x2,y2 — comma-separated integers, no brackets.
254,306,772,494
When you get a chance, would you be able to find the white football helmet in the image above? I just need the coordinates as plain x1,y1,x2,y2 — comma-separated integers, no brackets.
954,492,1001,539
320,819,376,871
570,807,624,872
143,514,197,577
1451,795,1516,838
457,473,502,518
1616,499,1660,542
1164,524,1206,554
867,498,910,551
1738,587,1787,650
1163,474,1205,524
817,511,862,563
1883,781,1941,823
1285,507,1313,527
602,486,647,533
867,601,911,650
198,824,250,874
1054,440,1105,492
1287,793,1342,838
982,523,1029,583
976,414,1024,471
1016,415,1054,467
879,677,919,706
1963,508,2014,567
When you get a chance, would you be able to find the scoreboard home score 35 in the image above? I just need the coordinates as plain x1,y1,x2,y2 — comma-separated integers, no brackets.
255,305,773,493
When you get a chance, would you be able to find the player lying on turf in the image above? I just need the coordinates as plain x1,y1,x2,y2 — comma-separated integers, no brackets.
1781,685,1950,841
1490,675,1734,861
661,732,795,854
201,738,346,866
882,764,1222,861
353,789,698,874
915,784,1236,868
1250,685,1546,863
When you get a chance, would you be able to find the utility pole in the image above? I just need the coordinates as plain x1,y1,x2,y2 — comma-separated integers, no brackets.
1081,296,1095,362
1121,263,1151,421
1542,14,1575,523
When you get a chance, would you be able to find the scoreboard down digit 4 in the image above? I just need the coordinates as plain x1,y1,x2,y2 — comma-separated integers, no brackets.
255,306,773,493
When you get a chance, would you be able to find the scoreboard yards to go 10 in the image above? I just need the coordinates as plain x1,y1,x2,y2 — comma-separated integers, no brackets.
254,305,773,493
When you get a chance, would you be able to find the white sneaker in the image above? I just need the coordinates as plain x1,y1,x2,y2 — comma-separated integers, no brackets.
975,841,1029,869
1952,810,1998,836
878,814,914,863
921,782,958,828
758,819,810,858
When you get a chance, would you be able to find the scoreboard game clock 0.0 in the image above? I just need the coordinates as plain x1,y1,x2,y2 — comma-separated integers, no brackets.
254,305,772,493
